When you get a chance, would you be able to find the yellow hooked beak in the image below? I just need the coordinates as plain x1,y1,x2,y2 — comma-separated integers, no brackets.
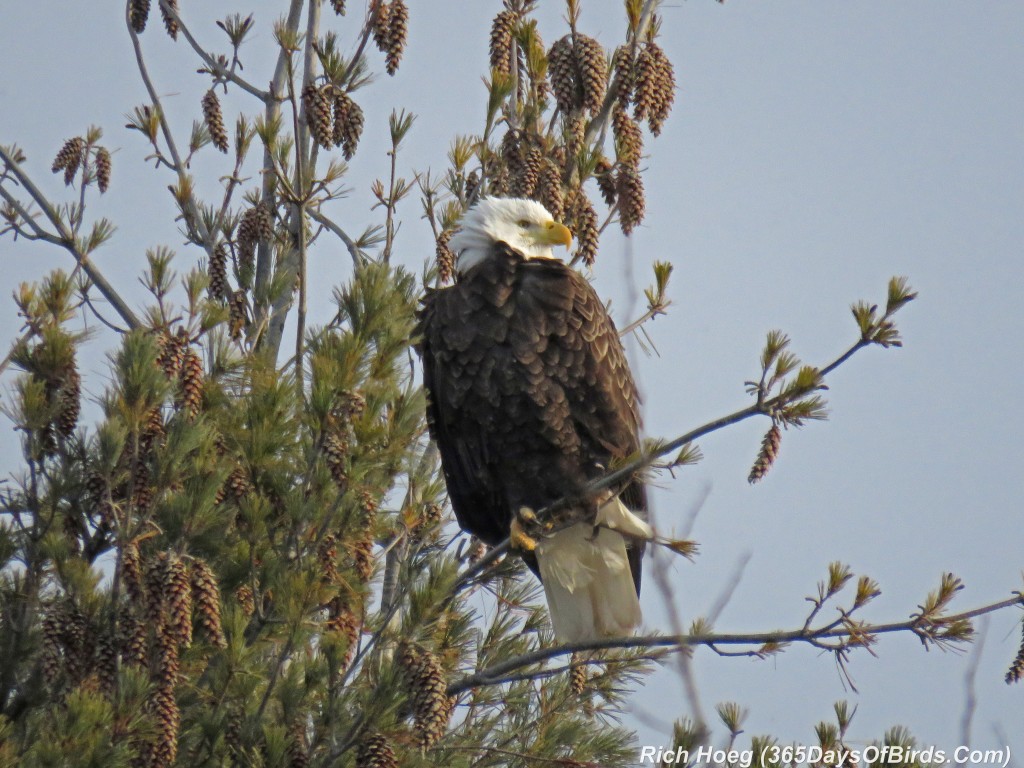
535,220,573,249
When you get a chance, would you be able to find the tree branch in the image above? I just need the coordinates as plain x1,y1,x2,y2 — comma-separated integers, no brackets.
447,593,1024,696
0,148,140,329
157,0,269,101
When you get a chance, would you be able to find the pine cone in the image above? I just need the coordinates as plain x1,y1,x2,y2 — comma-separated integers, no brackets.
398,641,454,749
465,169,480,201
160,0,179,40
150,630,181,766
141,405,166,454
748,424,782,484
202,89,230,154
303,83,334,150
122,542,145,604
372,2,391,53
190,559,227,648
225,463,253,501
95,626,118,695
228,289,249,341
166,556,193,648
318,534,339,585
353,535,374,584
145,552,171,628
568,191,599,266
594,157,617,207
355,733,398,768
236,203,272,288
611,46,635,107
633,40,677,134
51,137,85,186
612,105,643,168
208,243,229,302
1006,621,1024,685
535,160,564,222
287,719,309,768
644,42,675,136
616,163,645,235
332,92,364,160
331,0,346,15
574,34,607,115
156,330,185,379
435,229,455,284
500,129,522,180
119,606,149,668
547,36,580,113
129,0,151,33
569,653,588,695
323,432,349,488
385,0,408,75
41,612,62,685
235,584,256,617
489,9,518,76
178,346,204,421
55,366,81,439
95,146,112,193
325,597,359,673
511,141,543,198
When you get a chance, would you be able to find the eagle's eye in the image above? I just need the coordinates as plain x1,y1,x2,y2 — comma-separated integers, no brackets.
517,219,530,228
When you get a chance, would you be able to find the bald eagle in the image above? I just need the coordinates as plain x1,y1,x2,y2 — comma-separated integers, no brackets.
416,197,652,642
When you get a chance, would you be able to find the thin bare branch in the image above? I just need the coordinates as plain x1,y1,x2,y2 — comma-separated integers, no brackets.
447,593,1024,696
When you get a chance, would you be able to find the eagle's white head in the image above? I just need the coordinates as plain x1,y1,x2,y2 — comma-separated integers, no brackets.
449,197,573,275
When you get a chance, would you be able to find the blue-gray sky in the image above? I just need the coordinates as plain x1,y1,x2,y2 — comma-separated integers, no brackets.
2,0,1022,754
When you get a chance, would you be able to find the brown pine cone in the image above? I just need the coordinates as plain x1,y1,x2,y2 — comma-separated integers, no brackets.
547,35,580,113
612,105,643,168
190,559,227,648
52,137,85,186
748,424,782,484
355,732,398,768
594,157,617,207
95,146,112,193
55,365,81,439
574,34,607,115
178,346,204,420
385,0,408,75
166,556,193,648
489,9,518,76
616,163,646,235
302,83,334,150
398,641,454,749
535,160,564,222
208,243,229,302
568,190,599,266
435,229,455,284
129,0,151,33
202,89,230,154
332,92,364,160
160,0,179,40
372,2,391,52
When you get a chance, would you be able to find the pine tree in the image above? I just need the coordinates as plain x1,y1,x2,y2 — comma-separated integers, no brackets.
0,3,1016,766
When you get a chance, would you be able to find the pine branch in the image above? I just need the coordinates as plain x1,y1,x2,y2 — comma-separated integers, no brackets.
156,0,269,100
0,147,140,329
447,593,1024,696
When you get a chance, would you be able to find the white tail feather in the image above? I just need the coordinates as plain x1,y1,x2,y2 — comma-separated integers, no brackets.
535,498,651,643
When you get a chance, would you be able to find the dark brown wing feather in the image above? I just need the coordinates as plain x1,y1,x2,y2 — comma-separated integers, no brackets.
416,242,647,590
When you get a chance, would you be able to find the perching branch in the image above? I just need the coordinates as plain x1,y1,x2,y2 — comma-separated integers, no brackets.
446,593,1024,696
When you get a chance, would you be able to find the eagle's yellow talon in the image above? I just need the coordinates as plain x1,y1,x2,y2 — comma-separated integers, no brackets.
511,511,538,552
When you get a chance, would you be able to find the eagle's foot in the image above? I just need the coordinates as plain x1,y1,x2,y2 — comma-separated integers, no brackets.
511,508,538,552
